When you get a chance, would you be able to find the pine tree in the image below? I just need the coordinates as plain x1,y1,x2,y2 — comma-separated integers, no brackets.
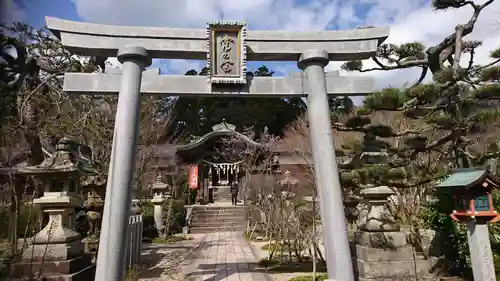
340,0,500,186
339,0,500,274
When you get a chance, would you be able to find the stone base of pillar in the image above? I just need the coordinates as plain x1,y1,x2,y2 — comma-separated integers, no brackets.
354,231,432,281
11,240,95,281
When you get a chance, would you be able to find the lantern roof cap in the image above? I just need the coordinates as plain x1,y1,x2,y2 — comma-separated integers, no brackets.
437,168,500,189
151,175,169,190
18,137,86,175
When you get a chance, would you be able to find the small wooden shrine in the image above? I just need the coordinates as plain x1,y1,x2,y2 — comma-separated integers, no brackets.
437,168,500,223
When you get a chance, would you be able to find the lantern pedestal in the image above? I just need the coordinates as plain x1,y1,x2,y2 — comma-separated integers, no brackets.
354,186,431,281
83,210,101,254
11,196,95,280
151,197,165,237
466,219,496,281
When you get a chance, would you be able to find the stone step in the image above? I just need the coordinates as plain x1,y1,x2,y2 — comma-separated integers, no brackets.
192,220,243,224
191,219,245,225
190,225,245,233
192,207,245,212
193,211,245,215
191,213,245,219
193,208,244,212
192,213,245,219
191,223,245,228
192,217,245,223
192,212,245,218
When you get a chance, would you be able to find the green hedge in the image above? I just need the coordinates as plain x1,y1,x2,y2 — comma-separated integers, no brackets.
140,199,187,237
288,275,328,281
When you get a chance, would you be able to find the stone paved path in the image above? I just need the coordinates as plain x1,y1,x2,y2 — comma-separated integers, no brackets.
185,231,271,281
138,234,206,281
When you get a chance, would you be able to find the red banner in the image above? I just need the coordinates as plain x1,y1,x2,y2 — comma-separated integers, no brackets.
188,165,199,189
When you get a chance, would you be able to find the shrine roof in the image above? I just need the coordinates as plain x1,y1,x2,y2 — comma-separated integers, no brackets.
174,120,263,152
437,168,500,189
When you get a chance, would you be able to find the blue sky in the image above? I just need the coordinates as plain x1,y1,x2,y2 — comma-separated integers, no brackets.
4,0,500,89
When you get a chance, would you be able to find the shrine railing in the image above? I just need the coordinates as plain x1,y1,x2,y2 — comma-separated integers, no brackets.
125,215,143,268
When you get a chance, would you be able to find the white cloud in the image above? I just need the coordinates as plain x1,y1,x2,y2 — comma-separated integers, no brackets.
71,0,500,90
1,0,26,24
71,0,340,30
329,0,500,89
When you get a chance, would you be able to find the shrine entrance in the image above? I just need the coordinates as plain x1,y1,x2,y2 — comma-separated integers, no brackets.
175,120,265,205
204,160,241,203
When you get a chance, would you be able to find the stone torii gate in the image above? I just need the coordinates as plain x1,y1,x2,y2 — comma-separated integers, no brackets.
46,17,389,281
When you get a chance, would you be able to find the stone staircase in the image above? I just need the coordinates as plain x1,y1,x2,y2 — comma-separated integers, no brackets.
189,205,246,233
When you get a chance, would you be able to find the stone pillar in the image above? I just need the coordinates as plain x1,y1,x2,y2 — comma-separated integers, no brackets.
355,186,431,281
466,219,496,281
95,46,151,281
298,49,354,281
183,205,194,234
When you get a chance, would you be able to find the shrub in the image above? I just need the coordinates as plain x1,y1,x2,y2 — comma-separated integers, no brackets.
167,199,187,233
0,204,41,238
288,275,328,281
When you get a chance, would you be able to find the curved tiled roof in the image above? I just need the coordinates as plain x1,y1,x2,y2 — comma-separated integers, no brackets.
174,129,263,151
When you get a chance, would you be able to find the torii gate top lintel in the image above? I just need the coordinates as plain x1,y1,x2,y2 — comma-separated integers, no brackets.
46,17,389,62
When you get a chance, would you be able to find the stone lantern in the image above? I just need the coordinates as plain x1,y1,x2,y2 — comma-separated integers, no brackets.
81,174,107,252
343,193,361,233
354,185,431,280
359,186,398,232
150,175,170,237
10,137,95,280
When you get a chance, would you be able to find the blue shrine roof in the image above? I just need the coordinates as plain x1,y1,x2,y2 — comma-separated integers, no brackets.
437,168,498,189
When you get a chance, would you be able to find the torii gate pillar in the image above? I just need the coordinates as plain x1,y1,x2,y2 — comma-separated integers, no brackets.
299,49,354,281
96,46,151,281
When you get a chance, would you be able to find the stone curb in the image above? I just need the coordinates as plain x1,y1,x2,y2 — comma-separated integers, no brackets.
246,235,273,281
